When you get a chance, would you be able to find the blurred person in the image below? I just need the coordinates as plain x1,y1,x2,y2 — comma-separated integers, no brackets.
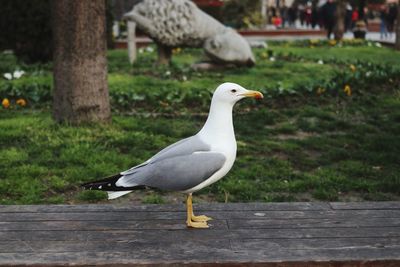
379,5,388,39
363,6,369,26
351,7,359,30
311,4,319,29
387,3,397,37
345,3,353,31
268,6,277,24
273,13,283,28
321,0,336,39
288,4,298,27
299,4,306,27
281,5,289,28
305,4,312,28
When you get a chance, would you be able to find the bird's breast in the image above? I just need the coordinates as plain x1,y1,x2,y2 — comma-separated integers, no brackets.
183,134,237,193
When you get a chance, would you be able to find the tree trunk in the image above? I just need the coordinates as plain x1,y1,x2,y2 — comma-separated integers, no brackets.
396,3,400,51
334,0,346,40
52,0,111,124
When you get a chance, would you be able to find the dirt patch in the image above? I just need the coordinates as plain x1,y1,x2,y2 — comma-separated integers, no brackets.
273,151,290,161
303,149,323,159
275,131,316,140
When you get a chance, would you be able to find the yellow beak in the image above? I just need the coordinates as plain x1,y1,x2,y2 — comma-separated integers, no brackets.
240,90,264,99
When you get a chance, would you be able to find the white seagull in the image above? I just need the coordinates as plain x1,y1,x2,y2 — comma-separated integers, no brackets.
82,82,263,228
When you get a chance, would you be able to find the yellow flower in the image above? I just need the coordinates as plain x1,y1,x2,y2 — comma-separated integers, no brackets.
159,101,169,107
16,98,27,107
316,87,326,95
349,64,356,72
309,39,319,45
344,85,352,96
329,39,337,46
261,52,268,59
2,98,10,108
172,47,182,54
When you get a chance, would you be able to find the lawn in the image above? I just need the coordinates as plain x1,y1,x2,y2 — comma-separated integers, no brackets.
1,40,399,204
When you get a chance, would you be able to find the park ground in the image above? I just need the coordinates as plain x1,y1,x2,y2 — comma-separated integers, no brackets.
0,39,399,204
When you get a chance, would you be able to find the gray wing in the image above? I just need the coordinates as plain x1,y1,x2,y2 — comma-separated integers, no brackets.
150,135,212,163
121,135,210,175
117,135,226,191
116,152,226,191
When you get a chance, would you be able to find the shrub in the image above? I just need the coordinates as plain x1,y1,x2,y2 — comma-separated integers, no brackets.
0,0,115,63
222,0,262,29
0,0,52,63
1,44,399,113
0,74,52,106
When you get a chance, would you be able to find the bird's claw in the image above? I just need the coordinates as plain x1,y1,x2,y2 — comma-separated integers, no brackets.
186,220,209,228
191,215,213,222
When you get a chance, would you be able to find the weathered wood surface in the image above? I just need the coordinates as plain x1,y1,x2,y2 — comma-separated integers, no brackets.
0,202,399,266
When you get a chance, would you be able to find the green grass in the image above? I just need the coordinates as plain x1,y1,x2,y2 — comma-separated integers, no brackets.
2,43,399,111
267,41,400,66
107,45,336,93
1,91,399,204
0,42,399,204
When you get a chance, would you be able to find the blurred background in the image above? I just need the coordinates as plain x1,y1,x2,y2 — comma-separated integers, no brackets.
0,0,398,63
0,0,399,205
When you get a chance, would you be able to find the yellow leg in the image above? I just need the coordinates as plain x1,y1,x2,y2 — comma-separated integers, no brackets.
186,194,211,228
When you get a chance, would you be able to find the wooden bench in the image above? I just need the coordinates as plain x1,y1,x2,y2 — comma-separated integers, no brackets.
1,202,399,266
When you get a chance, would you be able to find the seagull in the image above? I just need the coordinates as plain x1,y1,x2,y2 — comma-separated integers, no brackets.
82,82,263,228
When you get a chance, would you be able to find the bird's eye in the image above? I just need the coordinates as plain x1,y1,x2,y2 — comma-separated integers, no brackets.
230,89,237,93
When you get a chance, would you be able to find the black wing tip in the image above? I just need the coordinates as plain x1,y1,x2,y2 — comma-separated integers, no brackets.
81,173,122,190
81,173,147,191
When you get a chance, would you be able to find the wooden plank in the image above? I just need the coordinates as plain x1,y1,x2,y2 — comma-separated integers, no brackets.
230,237,400,251
2,227,400,242
1,216,399,231
0,219,228,231
1,209,399,222
0,239,232,253
232,247,400,263
331,202,400,210
1,248,400,266
0,211,187,221
1,237,399,254
0,250,238,266
227,217,400,229
0,202,331,213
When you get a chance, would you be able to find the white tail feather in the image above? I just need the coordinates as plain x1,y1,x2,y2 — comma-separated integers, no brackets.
107,190,133,200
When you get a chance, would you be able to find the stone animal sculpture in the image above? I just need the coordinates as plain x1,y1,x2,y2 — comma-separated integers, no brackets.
124,0,255,66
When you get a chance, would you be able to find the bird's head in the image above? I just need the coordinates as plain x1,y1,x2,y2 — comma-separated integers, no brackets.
212,82,263,105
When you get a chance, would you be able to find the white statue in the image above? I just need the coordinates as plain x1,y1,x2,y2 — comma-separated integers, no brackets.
124,0,255,66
